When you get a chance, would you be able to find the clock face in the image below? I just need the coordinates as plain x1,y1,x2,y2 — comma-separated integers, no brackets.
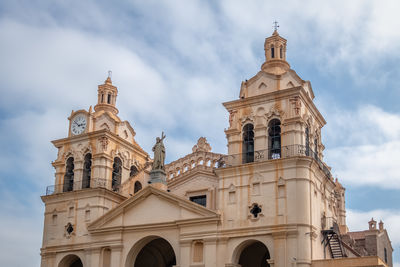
71,114,87,135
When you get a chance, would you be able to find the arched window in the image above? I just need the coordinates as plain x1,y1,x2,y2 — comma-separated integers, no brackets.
82,153,92,189
107,93,111,104
112,157,122,192
305,127,310,156
268,119,281,159
271,45,275,58
130,165,139,177
280,46,283,59
242,124,254,163
63,157,74,192
134,181,142,194
101,94,104,103
314,135,318,160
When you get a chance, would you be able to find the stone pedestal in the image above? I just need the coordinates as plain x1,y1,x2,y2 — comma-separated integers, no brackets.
149,170,168,191
149,169,167,184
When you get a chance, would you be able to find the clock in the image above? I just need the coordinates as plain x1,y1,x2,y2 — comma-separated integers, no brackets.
71,114,87,135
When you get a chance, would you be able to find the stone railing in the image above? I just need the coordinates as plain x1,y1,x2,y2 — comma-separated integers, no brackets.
45,178,115,195
165,151,224,181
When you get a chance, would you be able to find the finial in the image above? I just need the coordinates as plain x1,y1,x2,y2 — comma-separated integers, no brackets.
105,70,112,84
273,20,279,32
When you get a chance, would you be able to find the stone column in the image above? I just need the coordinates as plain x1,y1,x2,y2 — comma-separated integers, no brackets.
73,159,84,190
92,154,113,190
254,125,268,152
225,129,241,161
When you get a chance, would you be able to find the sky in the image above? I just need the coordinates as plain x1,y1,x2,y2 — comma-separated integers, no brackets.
0,0,399,266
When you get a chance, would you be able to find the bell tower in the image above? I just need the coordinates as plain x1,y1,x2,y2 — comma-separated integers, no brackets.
94,71,119,115
261,29,290,75
40,74,150,267
225,28,324,160
218,29,344,266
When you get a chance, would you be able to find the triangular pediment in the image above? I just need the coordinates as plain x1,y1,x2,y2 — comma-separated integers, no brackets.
88,185,219,231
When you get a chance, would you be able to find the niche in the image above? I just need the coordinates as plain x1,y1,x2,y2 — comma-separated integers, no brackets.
192,241,204,263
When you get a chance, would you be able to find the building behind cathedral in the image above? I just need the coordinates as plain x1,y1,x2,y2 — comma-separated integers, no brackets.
40,30,393,267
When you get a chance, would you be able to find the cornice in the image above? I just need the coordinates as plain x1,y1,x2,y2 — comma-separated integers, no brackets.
41,187,126,204
222,86,326,127
41,239,123,255
223,86,302,110
51,129,149,159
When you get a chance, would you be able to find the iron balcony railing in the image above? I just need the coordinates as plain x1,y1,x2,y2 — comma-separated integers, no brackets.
217,144,332,178
45,178,120,195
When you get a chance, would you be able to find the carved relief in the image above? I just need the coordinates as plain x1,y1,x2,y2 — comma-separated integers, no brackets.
57,147,64,160
228,110,237,128
63,150,74,161
192,137,212,153
80,145,92,155
290,96,302,116
241,115,254,126
98,136,109,151
266,106,284,121
255,107,266,127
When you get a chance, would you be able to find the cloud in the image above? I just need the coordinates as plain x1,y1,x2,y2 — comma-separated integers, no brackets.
0,187,43,266
219,0,400,89
1,1,400,266
323,105,400,189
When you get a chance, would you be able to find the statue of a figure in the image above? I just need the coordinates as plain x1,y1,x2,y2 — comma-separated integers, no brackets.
152,132,166,171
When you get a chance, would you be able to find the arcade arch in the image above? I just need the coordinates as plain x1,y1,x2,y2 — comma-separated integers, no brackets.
58,254,83,267
232,240,270,267
125,236,177,267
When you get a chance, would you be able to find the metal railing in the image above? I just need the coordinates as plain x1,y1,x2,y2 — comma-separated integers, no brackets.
322,216,338,231
45,178,113,195
217,144,332,178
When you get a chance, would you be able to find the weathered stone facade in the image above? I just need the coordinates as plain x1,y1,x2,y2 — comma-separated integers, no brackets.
40,31,393,267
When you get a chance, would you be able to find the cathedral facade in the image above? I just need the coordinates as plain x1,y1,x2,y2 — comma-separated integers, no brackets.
40,31,392,267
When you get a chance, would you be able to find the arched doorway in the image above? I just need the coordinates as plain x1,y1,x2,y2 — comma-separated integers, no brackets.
134,181,142,194
58,254,83,267
237,241,270,267
134,237,176,267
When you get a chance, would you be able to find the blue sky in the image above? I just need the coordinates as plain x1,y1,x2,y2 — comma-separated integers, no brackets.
0,0,400,266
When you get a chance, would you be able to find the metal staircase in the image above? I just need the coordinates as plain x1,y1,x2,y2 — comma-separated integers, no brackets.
322,221,346,258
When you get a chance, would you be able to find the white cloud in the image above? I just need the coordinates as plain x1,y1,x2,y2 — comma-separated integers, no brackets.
1,1,400,266
219,0,400,87
323,105,400,188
